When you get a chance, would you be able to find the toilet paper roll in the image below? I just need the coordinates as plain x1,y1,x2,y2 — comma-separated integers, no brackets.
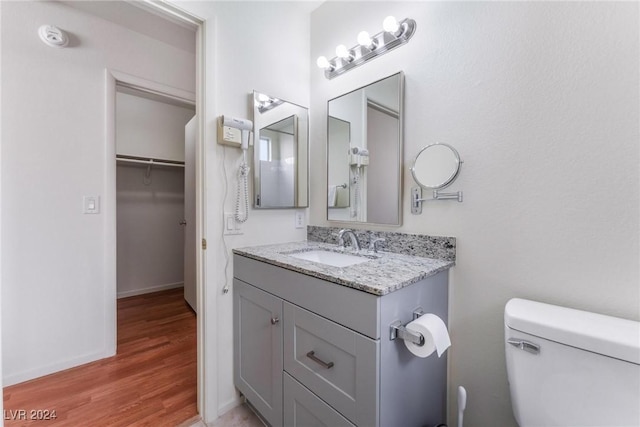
404,313,451,358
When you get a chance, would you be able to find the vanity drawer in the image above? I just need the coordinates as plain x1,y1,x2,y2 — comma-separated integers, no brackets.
283,302,379,426
284,372,355,427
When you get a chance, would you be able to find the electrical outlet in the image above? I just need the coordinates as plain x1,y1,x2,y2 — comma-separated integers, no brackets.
295,211,305,229
224,213,243,235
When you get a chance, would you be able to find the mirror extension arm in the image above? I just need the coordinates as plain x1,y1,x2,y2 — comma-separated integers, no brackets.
411,187,463,215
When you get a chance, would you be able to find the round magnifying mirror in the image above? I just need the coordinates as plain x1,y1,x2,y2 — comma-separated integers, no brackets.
411,143,462,189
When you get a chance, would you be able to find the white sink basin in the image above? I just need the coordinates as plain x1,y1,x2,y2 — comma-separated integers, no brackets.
287,250,371,268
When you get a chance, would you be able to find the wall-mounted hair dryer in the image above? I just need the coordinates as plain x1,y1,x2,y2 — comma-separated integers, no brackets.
217,115,253,150
217,115,253,225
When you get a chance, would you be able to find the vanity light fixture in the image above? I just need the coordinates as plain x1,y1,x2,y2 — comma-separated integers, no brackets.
255,92,284,113
335,44,354,62
357,31,376,49
316,56,334,71
316,15,416,79
382,16,401,34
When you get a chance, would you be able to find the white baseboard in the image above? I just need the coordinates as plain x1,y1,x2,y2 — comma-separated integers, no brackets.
117,281,184,299
218,396,242,417
3,348,111,387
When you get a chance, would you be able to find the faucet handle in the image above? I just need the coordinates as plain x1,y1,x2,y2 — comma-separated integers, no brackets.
368,238,386,253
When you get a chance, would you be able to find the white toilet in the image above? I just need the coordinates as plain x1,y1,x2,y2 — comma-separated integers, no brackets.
504,298,640,427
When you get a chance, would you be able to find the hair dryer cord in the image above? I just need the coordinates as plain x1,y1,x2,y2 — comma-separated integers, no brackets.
235,161,250,223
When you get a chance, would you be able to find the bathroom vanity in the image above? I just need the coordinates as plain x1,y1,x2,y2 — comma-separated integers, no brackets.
233,241,453,427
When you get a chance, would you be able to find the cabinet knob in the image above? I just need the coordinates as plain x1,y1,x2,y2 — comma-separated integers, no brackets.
270,317,280,325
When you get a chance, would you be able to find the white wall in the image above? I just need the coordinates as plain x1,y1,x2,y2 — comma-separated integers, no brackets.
116,90,195,162
310,2,639,426
116,165,185,297
1,1,195,386
169,1,314,421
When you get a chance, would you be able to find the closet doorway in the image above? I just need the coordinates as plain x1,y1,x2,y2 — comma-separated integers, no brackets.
114,82,198,419
115,84,196,305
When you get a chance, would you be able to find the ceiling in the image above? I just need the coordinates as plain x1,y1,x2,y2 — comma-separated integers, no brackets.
59,0,196,53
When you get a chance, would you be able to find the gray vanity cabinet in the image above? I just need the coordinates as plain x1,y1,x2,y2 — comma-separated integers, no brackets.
233,254,449,427
233,279,283,427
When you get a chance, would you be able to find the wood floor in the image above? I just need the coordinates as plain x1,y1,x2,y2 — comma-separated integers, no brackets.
3,288,197,426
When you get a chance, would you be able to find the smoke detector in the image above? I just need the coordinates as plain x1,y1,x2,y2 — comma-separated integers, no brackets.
38,25,69,48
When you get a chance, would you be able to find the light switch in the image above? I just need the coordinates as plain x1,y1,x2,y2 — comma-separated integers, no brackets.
83,196,100,214
224,213,243,235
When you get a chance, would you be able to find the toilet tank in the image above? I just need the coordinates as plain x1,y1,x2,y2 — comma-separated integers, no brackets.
504,298,640,427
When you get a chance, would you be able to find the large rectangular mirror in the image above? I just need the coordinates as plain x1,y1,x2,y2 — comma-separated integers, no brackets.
327,72,403,225
253,91,308,208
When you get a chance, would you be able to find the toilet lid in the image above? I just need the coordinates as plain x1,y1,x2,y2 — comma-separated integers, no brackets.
505,298,640,365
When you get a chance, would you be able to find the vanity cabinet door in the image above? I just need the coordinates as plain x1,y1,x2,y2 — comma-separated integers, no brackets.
233,279,283,427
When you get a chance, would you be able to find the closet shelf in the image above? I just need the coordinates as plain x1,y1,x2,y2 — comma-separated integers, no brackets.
116,155,185,168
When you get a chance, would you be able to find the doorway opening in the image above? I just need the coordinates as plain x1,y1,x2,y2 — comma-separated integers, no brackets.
115,85,195,301
102,2,207,421
114,83,198,421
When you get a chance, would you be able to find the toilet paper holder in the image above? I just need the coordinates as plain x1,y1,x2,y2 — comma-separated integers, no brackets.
390,308,425,346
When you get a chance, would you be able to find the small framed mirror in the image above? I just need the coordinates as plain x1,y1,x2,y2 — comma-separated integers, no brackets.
411,143,461,189
253,91,308,208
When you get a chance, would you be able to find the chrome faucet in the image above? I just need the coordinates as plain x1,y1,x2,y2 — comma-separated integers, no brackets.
337,229,361,251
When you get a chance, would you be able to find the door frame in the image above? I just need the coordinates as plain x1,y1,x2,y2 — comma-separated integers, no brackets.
104,2,210,420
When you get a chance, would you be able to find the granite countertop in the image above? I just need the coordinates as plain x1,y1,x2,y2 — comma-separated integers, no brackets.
233,241,454,296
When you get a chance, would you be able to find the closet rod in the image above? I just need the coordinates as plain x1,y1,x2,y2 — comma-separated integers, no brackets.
116,156,185,168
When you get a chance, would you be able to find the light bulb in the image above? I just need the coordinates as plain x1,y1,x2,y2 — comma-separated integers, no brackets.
335,44,350,59
316,56,331,69
383,16,400,33
257,93,270,102
357,31,372,47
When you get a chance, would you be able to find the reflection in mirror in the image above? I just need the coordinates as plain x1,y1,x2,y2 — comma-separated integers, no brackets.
328,117,350,208
327,72,403,225
411,143,461,189
253,91,308,208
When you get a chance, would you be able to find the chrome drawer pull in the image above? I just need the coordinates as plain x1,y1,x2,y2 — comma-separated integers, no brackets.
306,351,334,369
270,317,280,325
